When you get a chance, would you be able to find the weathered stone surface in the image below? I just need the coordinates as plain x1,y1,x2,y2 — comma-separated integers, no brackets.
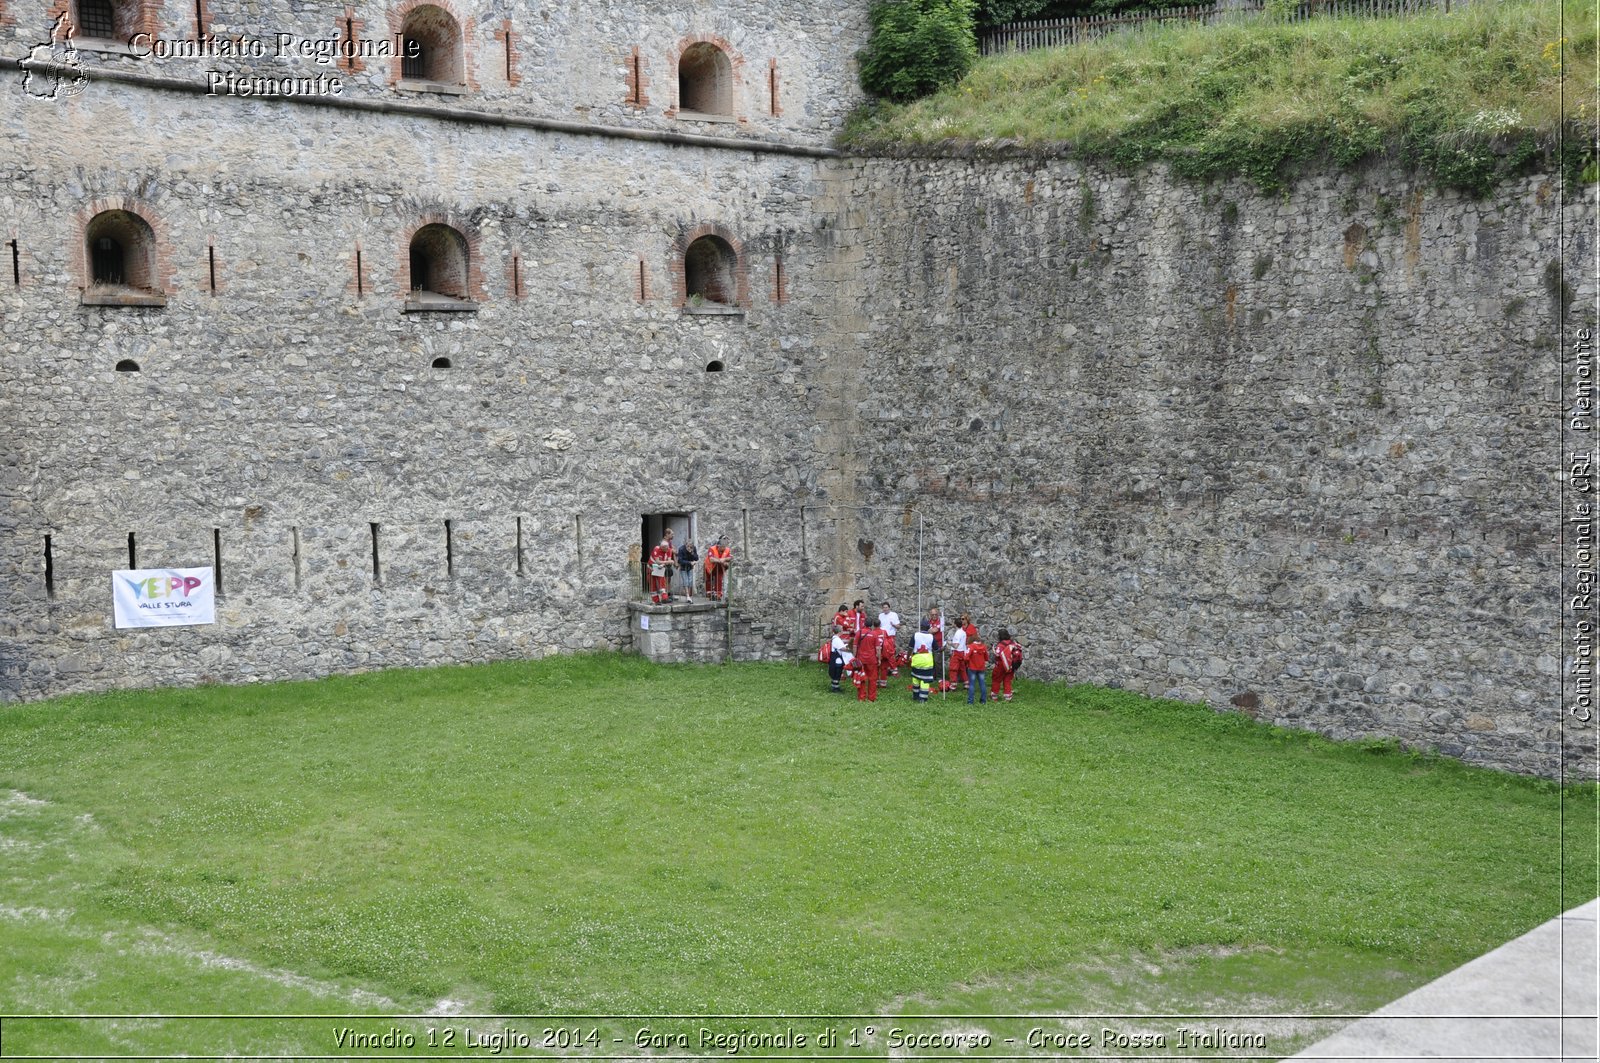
0,0,1593,781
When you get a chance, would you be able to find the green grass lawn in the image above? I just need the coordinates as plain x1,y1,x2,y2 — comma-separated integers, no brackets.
0,654,1593,1058
844,0,1597,194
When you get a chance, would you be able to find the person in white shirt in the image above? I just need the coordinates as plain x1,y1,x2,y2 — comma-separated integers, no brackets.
912,620,934,655
877,600,903,679
947,618,969,687
828,625,854,694
878,601,901,641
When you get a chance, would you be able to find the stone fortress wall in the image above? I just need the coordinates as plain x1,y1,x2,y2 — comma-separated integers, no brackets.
1,0,1591,776
821,159,1594,779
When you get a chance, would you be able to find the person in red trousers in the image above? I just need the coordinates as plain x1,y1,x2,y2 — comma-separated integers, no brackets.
854,619,883,701
647,538,674,603
992,628,1022,702
947,613,969,690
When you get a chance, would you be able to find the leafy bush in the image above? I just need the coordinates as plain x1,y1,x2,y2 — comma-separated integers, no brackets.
860,0,980,102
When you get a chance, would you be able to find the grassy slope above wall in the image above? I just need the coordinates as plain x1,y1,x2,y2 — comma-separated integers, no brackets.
843,0,1597,194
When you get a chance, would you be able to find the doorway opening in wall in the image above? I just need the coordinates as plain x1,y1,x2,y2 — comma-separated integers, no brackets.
641,511,696,598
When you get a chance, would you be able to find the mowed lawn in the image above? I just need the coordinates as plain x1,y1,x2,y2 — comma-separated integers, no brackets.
0,653,1594,1057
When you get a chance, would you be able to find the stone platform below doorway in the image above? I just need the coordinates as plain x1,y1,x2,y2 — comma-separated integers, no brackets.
627,600,796,665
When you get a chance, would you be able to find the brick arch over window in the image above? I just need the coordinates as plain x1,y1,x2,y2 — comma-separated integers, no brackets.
390,0,467,86
672,224,748,308
84,208,159,291
669,34,744,120
408,222,469,297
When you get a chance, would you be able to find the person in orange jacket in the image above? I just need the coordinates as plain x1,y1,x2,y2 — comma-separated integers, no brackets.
992,628,1022,702
965,629,990,705
704,536,732,600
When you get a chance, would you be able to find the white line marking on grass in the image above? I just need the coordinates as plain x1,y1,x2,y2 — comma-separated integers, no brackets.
0,904,71,921
127,930,402,1009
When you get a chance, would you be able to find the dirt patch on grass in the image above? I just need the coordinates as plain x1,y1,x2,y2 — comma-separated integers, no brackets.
873,945,1408,1059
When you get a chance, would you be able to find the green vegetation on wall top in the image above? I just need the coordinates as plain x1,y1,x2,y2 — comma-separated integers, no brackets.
860,0,981,102
845,0,1597,195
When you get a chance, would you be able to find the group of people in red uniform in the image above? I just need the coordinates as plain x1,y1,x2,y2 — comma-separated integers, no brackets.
822,599,1023,704
646,529,733,604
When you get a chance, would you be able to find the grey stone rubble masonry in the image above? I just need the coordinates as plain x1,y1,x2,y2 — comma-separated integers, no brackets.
627,601,793,664
2,0,1593,778
815,159,1594,780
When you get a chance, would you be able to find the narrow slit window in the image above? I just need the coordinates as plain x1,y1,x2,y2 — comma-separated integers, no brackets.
769,60,779,115
127,532,137,569
630,50,643,104
504,32,513,81
345,18,357,70
207,244,217,293
512,254,521,299
9,240,19,286
212,527,224,598
355,247,364,297
194,0,205,37
774,251,786,304
291,526,302,590
44,535,55,598
370,522,382,585
515,517,524,577
637,259,647,301
444,519,454,578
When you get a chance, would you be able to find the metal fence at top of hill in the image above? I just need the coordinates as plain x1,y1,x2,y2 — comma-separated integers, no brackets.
980,0,1465,55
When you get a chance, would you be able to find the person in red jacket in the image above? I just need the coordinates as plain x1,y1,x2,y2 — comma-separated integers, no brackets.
647,538,675,603
992,628,1021,702
965,630,990,705
854,619,883,702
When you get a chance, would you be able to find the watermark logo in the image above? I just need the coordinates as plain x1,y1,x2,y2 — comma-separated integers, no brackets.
22,13,89,100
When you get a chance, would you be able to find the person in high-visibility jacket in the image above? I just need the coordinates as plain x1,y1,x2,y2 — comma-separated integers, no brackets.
910,647,935,702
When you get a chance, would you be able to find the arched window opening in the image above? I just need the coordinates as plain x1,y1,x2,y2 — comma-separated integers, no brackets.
399,5,464,85
115,359,140,372
684,235,737,306
85,210,157,292
705,360,725,373
405,223,476,312
431,356,452,369
678,42,733,116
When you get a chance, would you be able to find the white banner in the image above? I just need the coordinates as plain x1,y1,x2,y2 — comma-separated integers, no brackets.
112,568,216,629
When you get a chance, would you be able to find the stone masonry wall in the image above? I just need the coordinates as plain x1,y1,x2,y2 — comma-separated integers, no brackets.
0,64,854,697
3,0,1590,777
820,157,1595,778
2,0,869,144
